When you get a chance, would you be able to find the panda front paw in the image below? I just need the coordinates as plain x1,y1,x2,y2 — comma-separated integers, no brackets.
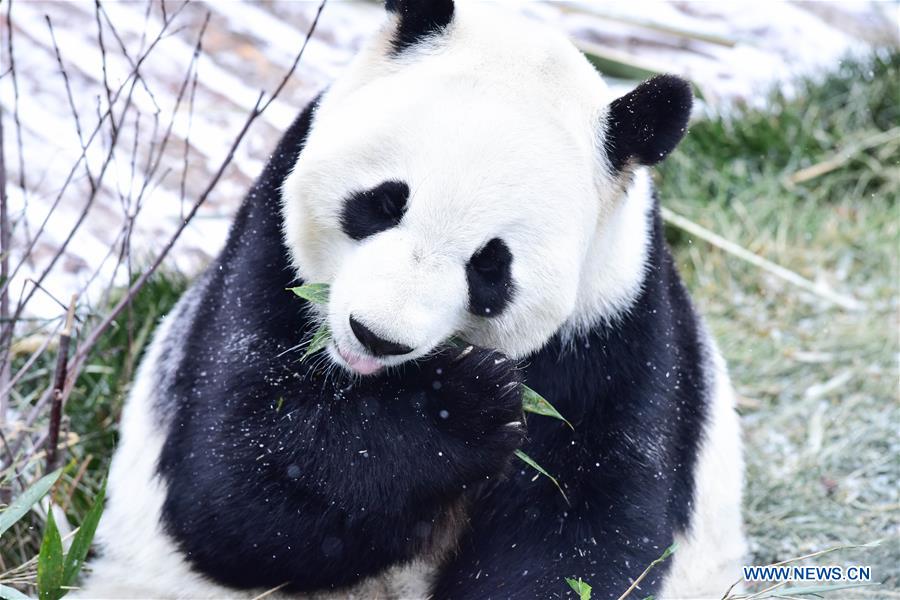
414,345,524,475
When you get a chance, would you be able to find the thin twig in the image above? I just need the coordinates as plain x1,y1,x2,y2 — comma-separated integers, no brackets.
97,0,163,115
60,454,93,514
0,9,172,376
0,6,176,302
5,0,31,257
179,51,201,219
0,104,10,428
1,0,329,472
46,296,77,472
94,0,117,137
68,0,328,375
132,11,210,212
46,16,96,193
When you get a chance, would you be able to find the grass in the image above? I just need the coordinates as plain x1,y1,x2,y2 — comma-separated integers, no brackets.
657,51,899,594
2,52,897,596
1,273,188,580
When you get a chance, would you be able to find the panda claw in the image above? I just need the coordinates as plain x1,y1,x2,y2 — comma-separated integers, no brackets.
453,345,474,362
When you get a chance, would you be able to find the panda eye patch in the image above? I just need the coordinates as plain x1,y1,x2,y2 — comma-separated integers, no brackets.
340,180,409,241
466,238,515,318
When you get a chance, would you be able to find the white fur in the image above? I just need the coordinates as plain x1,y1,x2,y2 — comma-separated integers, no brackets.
75,287,232,598
659,342,748,599
282,3,629,365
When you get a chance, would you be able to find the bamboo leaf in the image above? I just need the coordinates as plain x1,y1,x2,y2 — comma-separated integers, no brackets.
522,385,573,430
514,449,569,504
301,323,332,361
617,544,677,600
62,482,106,586
0,470,62,538
287,283,330,304
0,585,31,600
576,41,661,81
566,577,592,600
37,511,65,600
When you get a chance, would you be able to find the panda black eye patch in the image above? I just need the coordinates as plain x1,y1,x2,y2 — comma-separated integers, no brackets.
466,237,514,318
340,180,410,241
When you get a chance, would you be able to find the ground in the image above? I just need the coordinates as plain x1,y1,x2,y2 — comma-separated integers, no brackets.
1,52,897,598
657,51,899,596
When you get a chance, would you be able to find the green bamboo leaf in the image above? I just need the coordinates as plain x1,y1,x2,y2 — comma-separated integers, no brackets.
576,41,661,81
0,585,31,600
619,544,677,600
302,323,332,361
0,470,62,538
514,449,569,505
37,511,64,600
658,544,677,561
566,577,592,600
287,283,330,304
62,482,106,586
522,385,573,430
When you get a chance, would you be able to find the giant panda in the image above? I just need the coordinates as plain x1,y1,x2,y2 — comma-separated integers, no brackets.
81,1,747,598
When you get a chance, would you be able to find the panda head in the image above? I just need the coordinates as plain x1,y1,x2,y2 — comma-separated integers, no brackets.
281,0,692,375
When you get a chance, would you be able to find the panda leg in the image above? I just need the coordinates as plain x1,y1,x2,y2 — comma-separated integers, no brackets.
76,301,241,599
659,349,748,599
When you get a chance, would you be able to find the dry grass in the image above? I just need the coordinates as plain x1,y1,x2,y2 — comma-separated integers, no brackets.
658,51,899,595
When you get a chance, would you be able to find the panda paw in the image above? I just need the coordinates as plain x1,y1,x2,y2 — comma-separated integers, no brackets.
416,345,524,469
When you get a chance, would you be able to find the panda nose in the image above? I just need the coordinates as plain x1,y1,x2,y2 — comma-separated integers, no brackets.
349,315,414,357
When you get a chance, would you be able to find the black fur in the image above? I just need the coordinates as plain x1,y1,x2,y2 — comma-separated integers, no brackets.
157,99,523,591
156,95,710,599
431,200,710,599
466,237,515,318
605,74,693,171
340,180,409,241
385,0,455,54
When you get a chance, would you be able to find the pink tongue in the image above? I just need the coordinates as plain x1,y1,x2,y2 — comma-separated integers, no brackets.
344,352,383,376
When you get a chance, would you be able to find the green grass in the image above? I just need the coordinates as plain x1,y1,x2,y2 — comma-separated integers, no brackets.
1,273,188,581
658,51,899,594
2,52,897,596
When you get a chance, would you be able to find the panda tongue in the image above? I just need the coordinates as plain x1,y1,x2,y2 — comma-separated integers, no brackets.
342,350,383,376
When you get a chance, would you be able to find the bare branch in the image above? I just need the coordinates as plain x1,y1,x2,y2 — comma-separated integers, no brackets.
45,296,76,472
46,15,97,194
0,9,174,302
70,0,328,375
0,106,10,427
5,0,30,252
94,0,117,137
133,11,210,210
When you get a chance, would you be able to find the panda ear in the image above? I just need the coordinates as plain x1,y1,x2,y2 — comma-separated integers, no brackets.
385,0,455,53
604,74,693,172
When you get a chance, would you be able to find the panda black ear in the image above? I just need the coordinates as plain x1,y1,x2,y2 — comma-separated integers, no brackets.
604,74,693,172
385,0,455,53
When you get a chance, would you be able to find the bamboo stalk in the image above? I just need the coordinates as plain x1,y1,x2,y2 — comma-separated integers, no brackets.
661,207,865,312
561,3,738,47
576,40,664,81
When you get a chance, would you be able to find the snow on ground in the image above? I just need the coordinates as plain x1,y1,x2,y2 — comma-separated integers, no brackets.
1,0,895,319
